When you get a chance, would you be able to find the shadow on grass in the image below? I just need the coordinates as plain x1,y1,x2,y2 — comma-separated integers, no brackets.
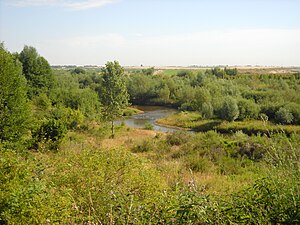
192,121,223,132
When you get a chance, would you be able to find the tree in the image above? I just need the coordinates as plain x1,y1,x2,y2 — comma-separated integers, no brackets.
158,84,170,103
19,46,53,97
224,67,238,76
71,67,86,75
0,45,30,142
191,88,213,118
219,97,239,121
275,107,293,124
101,61,129,137
142,67,155,76
212,67,225,79
237,99,260,120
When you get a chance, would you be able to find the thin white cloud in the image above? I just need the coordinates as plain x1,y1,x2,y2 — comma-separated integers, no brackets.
8,0,118,10
9,0,60,7
64,0,117,10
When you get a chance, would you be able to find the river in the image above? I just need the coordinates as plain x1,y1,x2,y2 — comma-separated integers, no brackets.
117,106,179,132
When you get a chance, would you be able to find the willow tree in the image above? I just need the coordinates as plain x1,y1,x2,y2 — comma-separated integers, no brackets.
101,61,129,137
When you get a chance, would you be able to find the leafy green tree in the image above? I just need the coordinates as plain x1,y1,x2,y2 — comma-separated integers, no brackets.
71,67,86,75
275,107,294,124
286,103,300,125
192,88,214,118
224,67,238,76
19,46,53,97
32,118,67,150
177,70,193,77
158,84,170,103
142,67,155,76
127,74,157,104
101,61,129,136
212,67,225,79
219,97,239,121
237,99,260,120
0,45,30,142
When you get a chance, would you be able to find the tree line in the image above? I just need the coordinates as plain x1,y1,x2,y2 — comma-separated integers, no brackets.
0,44,128,149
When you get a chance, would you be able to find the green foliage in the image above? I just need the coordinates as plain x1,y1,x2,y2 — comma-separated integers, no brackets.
51,106,84,130
71,67,86,75
166,131,191,146
127,73,158,104
220,145,300,224
32,118,67,150
142,67,155,76
132,139,155,153
275,106,294,124
286,103,300,125
191,88,214,118
19,46,53,97
237,98,260,120
0,46,30,142
2,43,300,224
211,67,225,78
185,155,213,173
144,121,154,130
101,61,129,135
219,97,239,121
224,67,238,76
50,72,101,118
0,148,74,224
158,84,170,103
177,70,193,77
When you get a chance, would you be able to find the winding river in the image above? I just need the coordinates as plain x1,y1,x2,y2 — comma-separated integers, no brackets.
118,106,179,132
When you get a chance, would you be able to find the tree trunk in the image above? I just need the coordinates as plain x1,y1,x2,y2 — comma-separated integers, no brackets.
111,120,115,138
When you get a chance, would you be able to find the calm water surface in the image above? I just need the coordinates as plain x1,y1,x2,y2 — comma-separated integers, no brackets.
118,106,179,132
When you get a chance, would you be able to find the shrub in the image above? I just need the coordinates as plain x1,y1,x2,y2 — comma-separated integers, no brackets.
275,107,294,124
32,118,67,150
237,98,260,120
51,107,84,130
166,131,191,146
286,103,300,125
132,139,155,153
219,97,239,121
144,121,154,130
185,155,213,173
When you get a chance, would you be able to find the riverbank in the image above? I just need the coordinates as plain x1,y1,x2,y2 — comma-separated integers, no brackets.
157,111,300,136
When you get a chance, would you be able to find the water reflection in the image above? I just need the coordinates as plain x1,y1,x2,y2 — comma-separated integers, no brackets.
117,106,178,132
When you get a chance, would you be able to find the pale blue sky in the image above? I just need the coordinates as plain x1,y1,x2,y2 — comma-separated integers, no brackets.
1,0,299,66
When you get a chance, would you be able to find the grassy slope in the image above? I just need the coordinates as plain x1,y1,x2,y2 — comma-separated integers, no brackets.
2,123,299,224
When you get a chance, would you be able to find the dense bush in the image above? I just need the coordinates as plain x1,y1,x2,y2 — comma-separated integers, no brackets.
219,146,300,224
166,131,192,146
32,118,67,150
275,107,294,124
218,97,239,121
237,98,260,120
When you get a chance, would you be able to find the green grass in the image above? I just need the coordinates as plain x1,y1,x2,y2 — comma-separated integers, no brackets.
122,106,144,116
158,111,300,135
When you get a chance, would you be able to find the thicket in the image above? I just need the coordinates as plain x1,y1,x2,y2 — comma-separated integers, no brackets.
127,68,300,125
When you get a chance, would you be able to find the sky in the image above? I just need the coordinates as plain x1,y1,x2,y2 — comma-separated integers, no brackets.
0,0,300,66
